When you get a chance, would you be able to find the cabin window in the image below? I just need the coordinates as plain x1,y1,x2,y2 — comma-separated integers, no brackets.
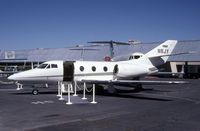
37,64,48,69
129,56,133,60
80,66,84,72
51,64,58,68
134,55,140,59
103,66,108,72
92,66,96,72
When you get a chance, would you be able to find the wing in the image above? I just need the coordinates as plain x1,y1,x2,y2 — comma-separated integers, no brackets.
0,71,19,75
156,72,184,75
81,79,189,86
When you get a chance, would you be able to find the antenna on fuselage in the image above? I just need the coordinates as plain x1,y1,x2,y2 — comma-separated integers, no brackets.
87,40,130,59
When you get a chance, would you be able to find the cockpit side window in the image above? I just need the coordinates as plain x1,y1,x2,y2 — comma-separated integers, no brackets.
46,64,50,69
51,64,58,68
129,56,133,60
37,64,48,69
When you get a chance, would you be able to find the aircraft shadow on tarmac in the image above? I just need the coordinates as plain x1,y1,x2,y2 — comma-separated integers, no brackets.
107,93,172,101
100,88,173,102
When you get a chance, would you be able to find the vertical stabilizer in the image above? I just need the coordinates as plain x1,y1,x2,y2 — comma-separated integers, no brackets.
145,40,177,61
141,40,178,66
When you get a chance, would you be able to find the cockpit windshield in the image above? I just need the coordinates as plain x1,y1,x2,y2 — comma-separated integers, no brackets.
37,63,58,69
37,64,48,69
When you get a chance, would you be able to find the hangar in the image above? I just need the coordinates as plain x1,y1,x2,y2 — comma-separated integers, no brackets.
0,40,200,78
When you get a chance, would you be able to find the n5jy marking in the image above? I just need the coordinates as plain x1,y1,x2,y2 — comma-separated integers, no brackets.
157,49,169,54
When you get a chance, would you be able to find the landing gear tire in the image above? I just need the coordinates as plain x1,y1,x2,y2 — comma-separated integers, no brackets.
32,89,39,95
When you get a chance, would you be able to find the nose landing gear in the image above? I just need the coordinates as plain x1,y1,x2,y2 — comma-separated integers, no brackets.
32,89,39,95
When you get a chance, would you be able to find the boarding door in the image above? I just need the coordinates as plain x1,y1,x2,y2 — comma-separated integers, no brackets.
63,61,74,82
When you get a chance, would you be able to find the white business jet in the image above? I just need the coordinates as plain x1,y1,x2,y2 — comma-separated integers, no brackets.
8,40,187,95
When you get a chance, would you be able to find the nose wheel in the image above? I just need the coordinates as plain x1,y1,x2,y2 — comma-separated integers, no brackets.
32,89,39,95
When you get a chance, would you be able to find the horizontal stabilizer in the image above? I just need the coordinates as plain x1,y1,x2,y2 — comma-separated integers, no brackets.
88,41,130,45
70,48,100,51
149,51,197,58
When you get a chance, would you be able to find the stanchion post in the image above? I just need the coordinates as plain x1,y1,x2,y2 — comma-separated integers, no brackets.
59,82,64,100
66,84,72,105
82,82,87,100
91,84,97,104
73,81,78,96
57,81,61,97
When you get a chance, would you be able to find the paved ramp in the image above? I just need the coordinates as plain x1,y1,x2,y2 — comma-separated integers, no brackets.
64,95,90,104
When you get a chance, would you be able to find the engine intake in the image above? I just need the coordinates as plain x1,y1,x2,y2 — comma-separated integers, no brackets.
113,63,149,79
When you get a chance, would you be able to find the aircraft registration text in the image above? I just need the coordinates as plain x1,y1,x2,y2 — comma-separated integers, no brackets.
157,49,169,54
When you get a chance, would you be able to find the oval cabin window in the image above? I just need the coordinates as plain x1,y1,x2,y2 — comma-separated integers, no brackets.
92,66,96,72
80,66,84,72
103,66,108,72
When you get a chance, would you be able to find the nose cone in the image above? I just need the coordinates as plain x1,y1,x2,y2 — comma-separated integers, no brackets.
8,70,37,82
8,74,17,81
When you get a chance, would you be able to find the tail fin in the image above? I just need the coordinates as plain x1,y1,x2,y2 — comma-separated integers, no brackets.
142,40,178,66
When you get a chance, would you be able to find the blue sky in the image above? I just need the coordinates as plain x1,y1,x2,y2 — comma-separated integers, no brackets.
0,0,200,50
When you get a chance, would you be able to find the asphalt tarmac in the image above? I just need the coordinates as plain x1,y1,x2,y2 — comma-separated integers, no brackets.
0,77,200,131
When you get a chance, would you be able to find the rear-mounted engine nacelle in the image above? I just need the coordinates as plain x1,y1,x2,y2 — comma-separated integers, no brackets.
113,64,149,79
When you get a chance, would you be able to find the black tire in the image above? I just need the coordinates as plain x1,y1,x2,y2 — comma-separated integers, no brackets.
32,89,39,95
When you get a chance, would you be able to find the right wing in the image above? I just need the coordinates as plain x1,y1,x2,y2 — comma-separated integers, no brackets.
81,79,189,86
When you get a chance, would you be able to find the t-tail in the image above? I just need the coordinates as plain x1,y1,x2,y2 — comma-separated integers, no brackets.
139,40,178,67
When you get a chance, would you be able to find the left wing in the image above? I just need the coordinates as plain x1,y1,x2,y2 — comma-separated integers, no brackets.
81,79,189,86
0,71,19,75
